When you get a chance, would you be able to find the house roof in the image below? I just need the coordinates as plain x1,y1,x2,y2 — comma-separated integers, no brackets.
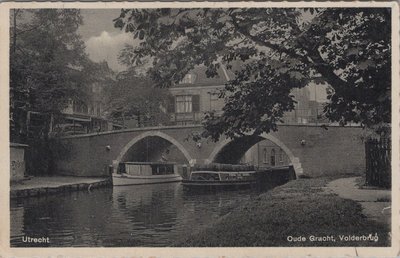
173,64,236,88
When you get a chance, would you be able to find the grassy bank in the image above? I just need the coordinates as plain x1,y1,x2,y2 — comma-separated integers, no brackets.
175,177,389,247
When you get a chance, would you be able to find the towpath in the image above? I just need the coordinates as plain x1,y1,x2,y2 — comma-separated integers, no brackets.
326,177,391,226
11,176,110,198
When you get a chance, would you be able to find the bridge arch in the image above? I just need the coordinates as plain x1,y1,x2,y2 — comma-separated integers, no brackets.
114,131,194,171
206,133,303,176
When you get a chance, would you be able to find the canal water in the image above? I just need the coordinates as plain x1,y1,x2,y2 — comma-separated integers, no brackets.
11,183,263,247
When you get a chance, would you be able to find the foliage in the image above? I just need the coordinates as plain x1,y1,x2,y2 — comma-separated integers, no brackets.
77,60,116,116
106,70,172,127
10,9,92,142
114,8,391,140
10,9,117,175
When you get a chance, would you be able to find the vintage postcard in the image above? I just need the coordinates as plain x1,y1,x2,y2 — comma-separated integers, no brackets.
0,1,399,257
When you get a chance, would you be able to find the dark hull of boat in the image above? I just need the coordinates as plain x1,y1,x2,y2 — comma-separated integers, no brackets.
113,173,182,186
182,179,257,191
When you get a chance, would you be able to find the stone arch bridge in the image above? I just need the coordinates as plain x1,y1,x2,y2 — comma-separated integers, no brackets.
54,124,365,178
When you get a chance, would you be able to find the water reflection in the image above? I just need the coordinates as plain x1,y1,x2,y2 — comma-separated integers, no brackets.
11,183,257,247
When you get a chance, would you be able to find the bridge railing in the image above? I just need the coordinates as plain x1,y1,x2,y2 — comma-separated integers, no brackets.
97,107,361,134
164,108,361,127
168,112,203,126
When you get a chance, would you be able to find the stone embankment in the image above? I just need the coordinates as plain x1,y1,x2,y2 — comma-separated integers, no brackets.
10,176,111,199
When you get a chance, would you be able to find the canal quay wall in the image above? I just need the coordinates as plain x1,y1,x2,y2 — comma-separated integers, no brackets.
51,125,366,178
10,176,110,199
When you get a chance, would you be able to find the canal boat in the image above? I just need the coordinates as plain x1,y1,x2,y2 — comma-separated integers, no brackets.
182,164,258,190
112,162,182,186
181,164,296,190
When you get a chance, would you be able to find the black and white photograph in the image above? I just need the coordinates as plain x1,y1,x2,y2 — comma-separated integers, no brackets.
2,1,399,256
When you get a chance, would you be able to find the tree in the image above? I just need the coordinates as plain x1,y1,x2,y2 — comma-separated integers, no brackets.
106,69,171,127
114,8,391,140
10,9,89,142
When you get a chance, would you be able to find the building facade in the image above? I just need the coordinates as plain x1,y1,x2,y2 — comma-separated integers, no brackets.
167,65,229,125
166,64,327,166
240,140,290,167
52,81,122,136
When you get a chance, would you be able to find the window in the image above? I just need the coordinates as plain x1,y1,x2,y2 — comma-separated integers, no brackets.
73,101,88,114
279,149,284,163
209,91,224,111
176,95,193,113
210,91,220,101
270,148,276,166
96,104,101,116
180,74,196,84
263,148,268,164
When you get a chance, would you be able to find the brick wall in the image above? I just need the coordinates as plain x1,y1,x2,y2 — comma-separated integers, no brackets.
269,125,365,177
53,125,365,178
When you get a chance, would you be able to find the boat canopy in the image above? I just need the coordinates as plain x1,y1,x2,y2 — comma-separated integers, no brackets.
192,163,255,172
123,161,177,165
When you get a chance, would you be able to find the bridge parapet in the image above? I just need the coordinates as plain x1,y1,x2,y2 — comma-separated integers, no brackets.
54,124,365,178
59,123,362,139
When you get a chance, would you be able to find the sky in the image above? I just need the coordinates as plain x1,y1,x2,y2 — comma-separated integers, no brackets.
79,9,133,72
